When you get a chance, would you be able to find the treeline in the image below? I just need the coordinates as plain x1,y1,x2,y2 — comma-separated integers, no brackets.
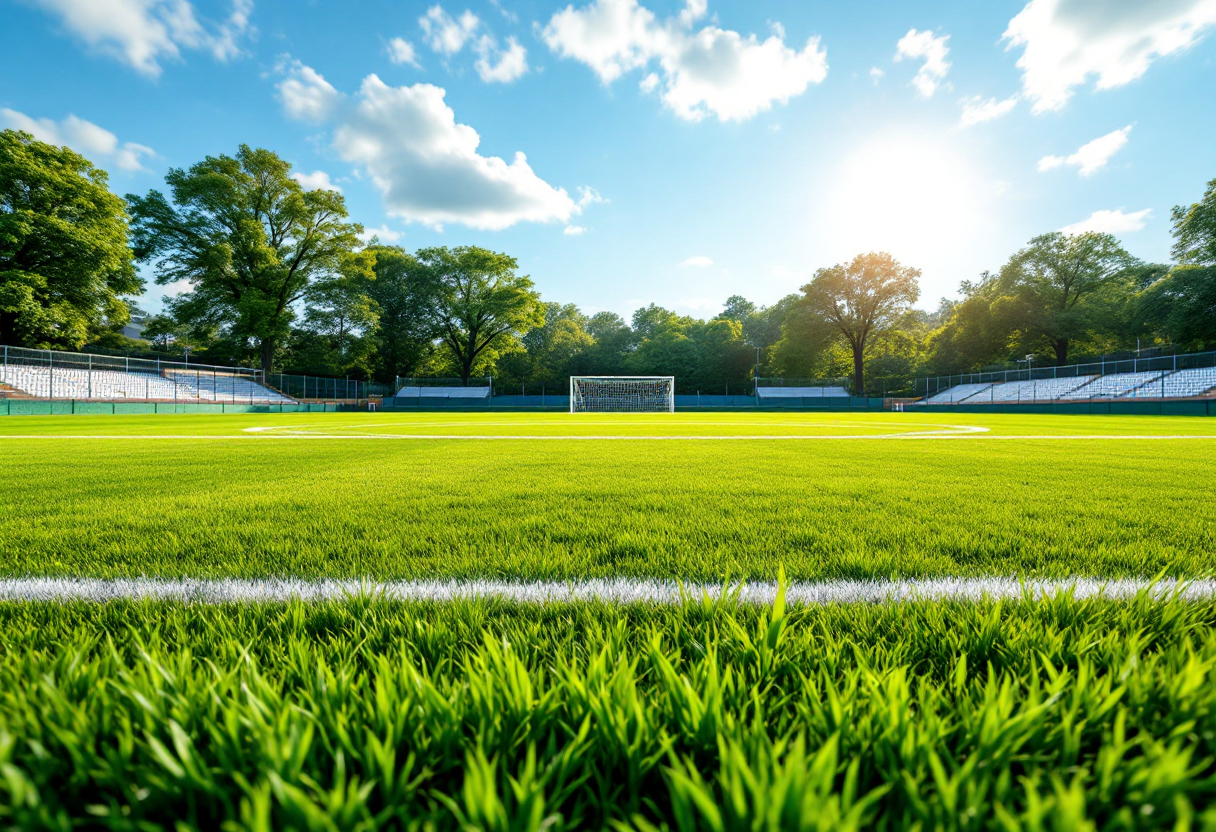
3,129,1215,394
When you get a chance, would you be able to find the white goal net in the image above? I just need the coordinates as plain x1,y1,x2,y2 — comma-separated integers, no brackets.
569,376,675,413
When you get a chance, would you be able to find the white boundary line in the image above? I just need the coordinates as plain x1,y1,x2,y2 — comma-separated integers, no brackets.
2,433,1216,441
1,576,1214,604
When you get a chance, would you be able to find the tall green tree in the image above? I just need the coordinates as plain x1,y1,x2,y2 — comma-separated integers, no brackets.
1142,174,1216,350
0,130,141,348
418,246,544,383
801,252,920,393
498,302,594,387
127,145,362,373
298,251,378,376
364,246,439,384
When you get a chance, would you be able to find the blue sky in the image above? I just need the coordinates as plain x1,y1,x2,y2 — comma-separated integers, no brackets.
3,0,1216,318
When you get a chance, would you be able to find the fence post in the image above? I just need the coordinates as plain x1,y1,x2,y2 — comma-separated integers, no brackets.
88,354,92,399
49,348,54,399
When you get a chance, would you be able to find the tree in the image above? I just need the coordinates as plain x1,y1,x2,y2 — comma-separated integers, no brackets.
0,130,141,348
418,246,544,383
801,252,920,393
298,251,378,376
582,311,635,374
1172,173,1216,267
990,232,1134,365
364,246,439,384
127,145,362,373
499,302,594,386
1139,266,1216,350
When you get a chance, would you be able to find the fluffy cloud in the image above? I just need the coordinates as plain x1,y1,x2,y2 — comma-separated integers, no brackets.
1060,208,1152,235
1038,126,1131,176
387,37,420,67
419,5,480,55
678,255,713,267
276,58,342,123
869,67,884,83
563,225,587,235
1004,0,1216,113
358,224,403,244
542,0,827,122
26,0,253,77
475,36,528,82
895,29,950,97
291,169,341,192
958,95,1018,126
331,75,575,230
1,108,153,171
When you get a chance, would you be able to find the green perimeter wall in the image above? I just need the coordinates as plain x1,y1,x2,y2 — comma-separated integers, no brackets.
0,401,342,416
913,400,1216,416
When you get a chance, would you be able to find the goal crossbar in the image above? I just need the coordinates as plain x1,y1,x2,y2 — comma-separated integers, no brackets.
569,376,675,413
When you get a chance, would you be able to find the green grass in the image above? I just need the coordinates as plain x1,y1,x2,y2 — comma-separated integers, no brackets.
0,412,1213,580
1,592,1215,830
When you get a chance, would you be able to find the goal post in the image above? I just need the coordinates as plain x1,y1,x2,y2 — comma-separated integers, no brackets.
569,376,676,413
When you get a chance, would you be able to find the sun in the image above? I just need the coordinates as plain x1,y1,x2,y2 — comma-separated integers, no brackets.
812,134,998,288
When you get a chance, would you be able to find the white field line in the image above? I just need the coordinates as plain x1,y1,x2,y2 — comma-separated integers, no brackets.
1,576,1214,604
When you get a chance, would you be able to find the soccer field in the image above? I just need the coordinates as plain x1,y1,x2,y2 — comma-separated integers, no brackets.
1,411,1214,583
3,410,1216,829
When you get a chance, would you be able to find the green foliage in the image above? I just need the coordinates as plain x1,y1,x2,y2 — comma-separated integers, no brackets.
0,129,141,349
498,302,595,387
0,594,1215,829
1,413,1214,581
126,145,364,373
1138,266,1216,351
1171,174,1216,267
364,246,439,383
801,253,921,393
418,246,545,383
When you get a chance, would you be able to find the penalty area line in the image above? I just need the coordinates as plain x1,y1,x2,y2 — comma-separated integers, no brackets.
1,576,1214,605
3,432,1216,441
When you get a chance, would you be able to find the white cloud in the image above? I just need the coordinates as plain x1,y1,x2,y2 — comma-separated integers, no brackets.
959,95,1018,126
869,66,884,83
1060,208,1152,235
678,255,713,267
1037,125,1131,176
475,35,528,82
563,224,587,235
576,186,605,210
895,28,950,97
291,169,342,192
419,5,480,55
275,57,342,123
26,0,254,77
542,0,827,122
358,224,403,244
1004,0,1216,114
1,108,154,171
331,75,575,230
387,37,421,67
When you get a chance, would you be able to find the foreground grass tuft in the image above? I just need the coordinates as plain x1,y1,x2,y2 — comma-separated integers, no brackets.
1,592,1215,830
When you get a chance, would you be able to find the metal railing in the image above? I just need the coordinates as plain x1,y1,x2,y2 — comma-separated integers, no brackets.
918,349,1216,402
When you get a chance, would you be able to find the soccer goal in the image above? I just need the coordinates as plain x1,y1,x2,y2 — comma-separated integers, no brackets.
569,376,676,413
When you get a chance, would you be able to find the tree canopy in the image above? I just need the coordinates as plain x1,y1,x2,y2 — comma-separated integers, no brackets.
418,246,545,383
0,129,140,349
126,145,363,372
801,252,920,393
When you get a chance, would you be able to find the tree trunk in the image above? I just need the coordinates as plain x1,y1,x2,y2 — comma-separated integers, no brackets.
460,355,473,384
852,346,865,396
1053,339,1068,366
260,338,275,375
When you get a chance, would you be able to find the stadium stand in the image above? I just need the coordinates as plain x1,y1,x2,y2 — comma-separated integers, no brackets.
925,367,1216,404
757,386,850,398
1061,372,1165,400
394,386,490,399
0,364,292,403
926,383,992,404
963,377,1093,403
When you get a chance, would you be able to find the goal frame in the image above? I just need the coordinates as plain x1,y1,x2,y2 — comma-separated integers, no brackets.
569,375,676,414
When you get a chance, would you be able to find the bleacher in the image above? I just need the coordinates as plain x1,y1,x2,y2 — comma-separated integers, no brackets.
926,383,991,404
757,386,850,399
926,367,1216,404
963,377,1093,403
394,386,491,399
1061,372,1165,400
0,364,293,403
